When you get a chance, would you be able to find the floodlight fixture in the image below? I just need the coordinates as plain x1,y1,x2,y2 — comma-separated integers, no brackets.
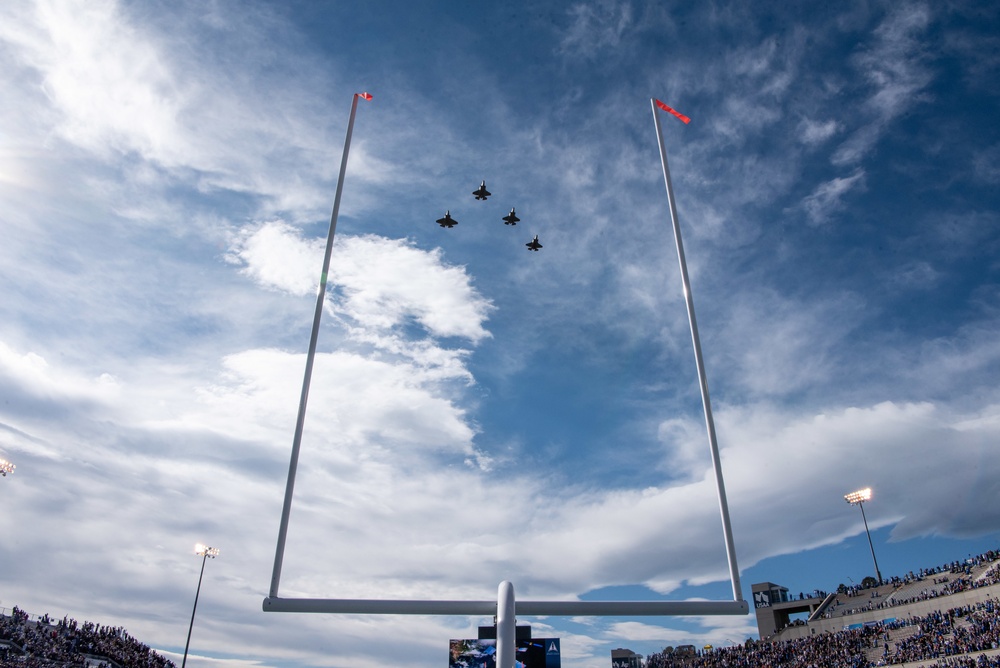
195,544,220,558
844,487,882,585
844,488,872,505
0,458,13,477
182,544,219,668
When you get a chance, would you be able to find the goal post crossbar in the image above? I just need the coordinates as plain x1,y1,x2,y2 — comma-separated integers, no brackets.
262,596,749,617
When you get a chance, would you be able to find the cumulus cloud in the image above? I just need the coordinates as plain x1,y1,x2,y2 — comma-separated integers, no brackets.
193,348,479,458
2,1,999,667
228,222,495,344
227,222,322,297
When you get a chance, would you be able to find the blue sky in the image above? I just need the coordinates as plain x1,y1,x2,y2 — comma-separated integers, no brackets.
1,0,999,666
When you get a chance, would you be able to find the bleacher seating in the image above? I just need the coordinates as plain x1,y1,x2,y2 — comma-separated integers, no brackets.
645,547,1000,668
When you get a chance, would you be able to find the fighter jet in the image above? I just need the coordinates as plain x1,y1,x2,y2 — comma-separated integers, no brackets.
526,235,542,251
436,211,458,228
472,180,491,200
502,208,520,225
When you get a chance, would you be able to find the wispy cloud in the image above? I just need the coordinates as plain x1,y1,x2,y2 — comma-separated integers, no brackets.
558,0,635,58
3,1,1000,666
833,3,933,165
799,168,866,225
972,143,1000,184
798,118,841,146
0,0,366,220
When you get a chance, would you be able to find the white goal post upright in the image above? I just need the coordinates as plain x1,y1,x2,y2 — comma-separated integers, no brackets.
262,96,748,668
650,98,743,602
268,92,370,600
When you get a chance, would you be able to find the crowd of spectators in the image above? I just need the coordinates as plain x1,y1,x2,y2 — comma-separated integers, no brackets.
645,599,1000,668
644,547,1000,668
845,552,999,596
886,600,1000,664
825,553,1000,619
0,607,174,668
3,552,999,668
646,623,882,668
924,656,1000,668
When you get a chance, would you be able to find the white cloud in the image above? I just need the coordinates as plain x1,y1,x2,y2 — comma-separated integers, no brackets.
859,3,933,119
4,307,1000,664
798,118,840,146
227,222,322,297
799,169,866,225
972,143,1000,184
193,347,479,457
0,341,122,421
9,320,998,611
889,260,941,289
2,2,999,667
559,0,635,58
714,288,866,398
228,222,495,344
607,617,756,648
657,417,712,480
0,0,368,219
833,3,933,165
31,0,186,161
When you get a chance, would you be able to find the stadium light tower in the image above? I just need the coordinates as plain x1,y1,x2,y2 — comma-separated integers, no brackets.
0,458,14,477
182,544,219,668
844,488,882,585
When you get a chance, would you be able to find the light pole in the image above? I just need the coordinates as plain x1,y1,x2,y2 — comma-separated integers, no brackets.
182,544,219,668
844,488,882,585
0,458,13,477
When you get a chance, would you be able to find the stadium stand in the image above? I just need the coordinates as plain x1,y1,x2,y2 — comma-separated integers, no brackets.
642,548,1000,668
4,551,999,668
0,607,174,668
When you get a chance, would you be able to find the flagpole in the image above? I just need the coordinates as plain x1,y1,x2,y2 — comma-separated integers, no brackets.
650,98,743,602
269,92,369,598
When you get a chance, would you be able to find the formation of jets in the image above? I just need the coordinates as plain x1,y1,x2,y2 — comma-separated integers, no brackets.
435,180,543,251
